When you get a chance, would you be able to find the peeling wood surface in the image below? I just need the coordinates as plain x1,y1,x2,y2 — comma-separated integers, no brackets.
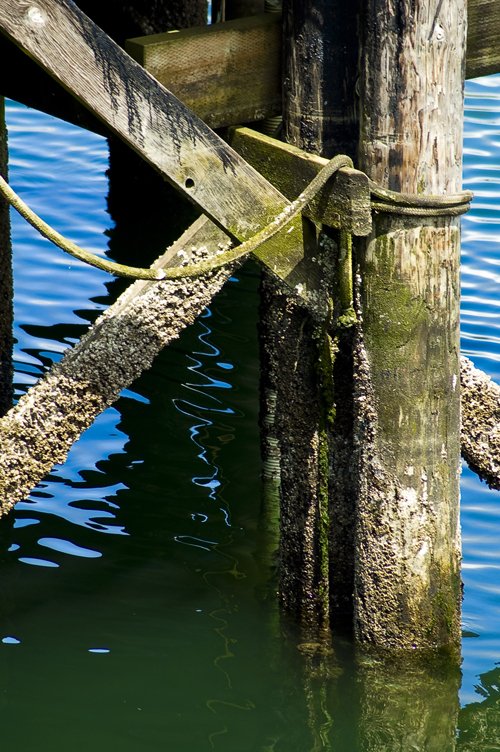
359,2,466,194
126,14,281,129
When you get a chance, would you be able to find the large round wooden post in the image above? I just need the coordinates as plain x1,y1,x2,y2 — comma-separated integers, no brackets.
354,0,466,650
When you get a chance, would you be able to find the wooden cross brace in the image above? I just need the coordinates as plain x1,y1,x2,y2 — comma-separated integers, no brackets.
0,0,371,319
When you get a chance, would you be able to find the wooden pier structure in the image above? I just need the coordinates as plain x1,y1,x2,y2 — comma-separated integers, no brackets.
0,0,499,654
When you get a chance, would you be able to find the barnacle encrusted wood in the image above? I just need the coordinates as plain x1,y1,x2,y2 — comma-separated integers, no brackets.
0,216,237,513
354,0,466,652
461,356,500,490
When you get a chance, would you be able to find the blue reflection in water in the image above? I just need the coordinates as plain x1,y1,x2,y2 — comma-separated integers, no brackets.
37,537,102,558
172,309,238,527
460,74,500,707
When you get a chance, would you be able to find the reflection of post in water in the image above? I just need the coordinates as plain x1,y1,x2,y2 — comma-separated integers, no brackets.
458,664,500,750
278,633,461,752
0,97,12,416
354,653,460,752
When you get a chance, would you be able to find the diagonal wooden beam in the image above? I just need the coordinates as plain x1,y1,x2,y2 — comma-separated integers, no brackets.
0,0,282,240
0,216,238,513
0,0,325,309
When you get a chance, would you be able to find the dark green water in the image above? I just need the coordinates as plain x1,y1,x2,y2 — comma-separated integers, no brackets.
1,76,500,750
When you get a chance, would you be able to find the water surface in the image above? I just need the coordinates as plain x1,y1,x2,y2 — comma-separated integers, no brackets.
0,75,499,749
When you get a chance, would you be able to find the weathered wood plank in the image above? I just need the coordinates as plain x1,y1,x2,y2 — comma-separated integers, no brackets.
230,126,371,236
0,0,331,311
0,0,284,241
466,0,500,79
126,14,281,129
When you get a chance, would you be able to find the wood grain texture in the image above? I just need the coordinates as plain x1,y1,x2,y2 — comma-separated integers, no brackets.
359,0,466,194
0,0,332,308
230,127,372,235
126,14,281,129
0,0,285,241
466,0,500,79
282,0,361,159
355,0,465,651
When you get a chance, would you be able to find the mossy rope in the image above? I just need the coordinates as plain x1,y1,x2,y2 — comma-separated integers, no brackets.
0,159,472,281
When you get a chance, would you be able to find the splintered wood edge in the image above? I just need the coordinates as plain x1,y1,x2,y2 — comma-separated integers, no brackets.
229,127,372,236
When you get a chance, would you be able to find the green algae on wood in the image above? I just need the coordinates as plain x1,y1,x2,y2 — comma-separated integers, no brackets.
354,0,465,652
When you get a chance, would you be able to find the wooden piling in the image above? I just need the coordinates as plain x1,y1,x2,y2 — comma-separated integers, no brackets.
282,0,360,158
262,0,361,636
353,0,466,651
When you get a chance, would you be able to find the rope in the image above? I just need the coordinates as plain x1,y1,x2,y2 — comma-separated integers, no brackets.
0,155,353,281
160,154,353,279
369,181,473,217
0,154,473,281
0,174,165,280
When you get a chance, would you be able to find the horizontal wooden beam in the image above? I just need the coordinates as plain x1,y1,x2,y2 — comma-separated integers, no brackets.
124,1,499,134
230,127,372,236
126,13,281,129
0,0,494,136
466,0,500,79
